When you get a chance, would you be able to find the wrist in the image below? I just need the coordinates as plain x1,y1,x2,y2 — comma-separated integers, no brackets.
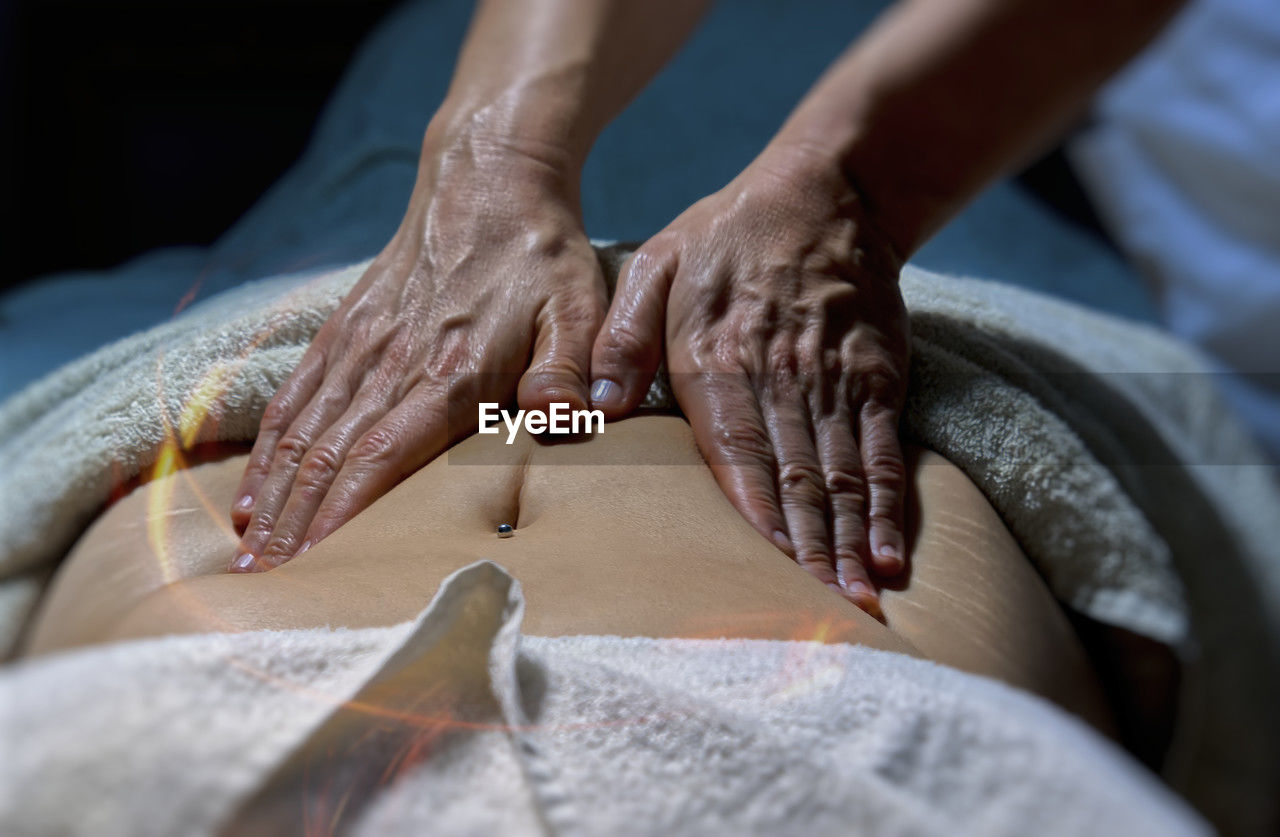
750,138,908,271
425,79,597,175
415,103,585,215
768,31,978,263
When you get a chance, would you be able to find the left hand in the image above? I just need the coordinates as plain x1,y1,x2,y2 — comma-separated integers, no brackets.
588,147,911,615
227,127,606,571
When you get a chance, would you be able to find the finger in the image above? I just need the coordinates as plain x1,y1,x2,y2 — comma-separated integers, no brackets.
589,247,677,416
254,372,399,569
675,369,789,553
232,350,325,532
760,378,852,603
811,397,881,615
231,371,356,571
518,293,604,414
860,398,907,576
299,376,477,546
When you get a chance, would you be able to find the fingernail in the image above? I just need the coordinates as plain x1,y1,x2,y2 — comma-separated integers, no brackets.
842,581,884,620
229,552,257,573
234,494,254,512
771,530,792,553
296,540,313,557
590,379,621,408
844,578,873,597
877,544,903,572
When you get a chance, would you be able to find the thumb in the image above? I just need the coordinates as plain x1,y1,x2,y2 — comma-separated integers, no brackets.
589,247,676,417
518,295,604,414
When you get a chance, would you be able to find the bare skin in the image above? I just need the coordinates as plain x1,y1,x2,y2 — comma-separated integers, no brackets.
597,153,911,610
230,0,1183,616
26,417,1112,731
228,0,718,575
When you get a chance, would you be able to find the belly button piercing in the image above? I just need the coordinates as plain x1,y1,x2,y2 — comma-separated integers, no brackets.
497,523,515,538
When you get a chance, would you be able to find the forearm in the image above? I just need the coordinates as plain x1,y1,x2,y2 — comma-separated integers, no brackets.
428,0,713,176
770,0,1184,257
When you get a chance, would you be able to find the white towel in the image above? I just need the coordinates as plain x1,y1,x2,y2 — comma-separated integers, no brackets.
0,560,1207,836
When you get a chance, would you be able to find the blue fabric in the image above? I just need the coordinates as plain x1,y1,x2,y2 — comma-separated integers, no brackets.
0,0,1153,402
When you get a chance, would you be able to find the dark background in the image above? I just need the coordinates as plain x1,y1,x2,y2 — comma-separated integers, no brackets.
2,0,1106,294
2,0,400,290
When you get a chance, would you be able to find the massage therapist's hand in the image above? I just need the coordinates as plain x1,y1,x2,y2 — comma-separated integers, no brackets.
228,127,605,571
590,148,910,615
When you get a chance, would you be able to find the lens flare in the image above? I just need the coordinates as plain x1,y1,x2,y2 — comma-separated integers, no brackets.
143,359,240,585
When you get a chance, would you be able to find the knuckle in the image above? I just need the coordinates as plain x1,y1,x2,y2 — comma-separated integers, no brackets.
794,549,834,576
273,434,310,464
765,343,797,378
735,311,771,350
346,314,382,348
260,537,296,562
623,246,673,287
245,515,276,545
817,279,857,310
868,507,900,528
600,322,651,366
851,364,905,404
380,335,416,372
869,374,905,405
241,457,272,480
777,460,825,499
427,330,474,378
297,446,342,491
795,339,823,373
863,451,906,485
362,367,402,403
833,545,866,566
711,423,773,463
709,338,749,372
529,345,587,380
260,398,294,433
738,488,780,515
315,379,354,411
795,366,819,395
867,500,902,531
349,425,400,467
860,412,902,449
523,366,586,401
868,484,905,523
410,369,449,401
823,467,867,501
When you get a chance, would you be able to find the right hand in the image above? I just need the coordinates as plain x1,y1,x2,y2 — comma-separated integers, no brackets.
229,127,606,571
588,148,911,615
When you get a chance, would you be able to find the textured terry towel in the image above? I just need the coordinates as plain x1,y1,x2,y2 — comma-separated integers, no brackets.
0,560,1208,836
0,246,1277,830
